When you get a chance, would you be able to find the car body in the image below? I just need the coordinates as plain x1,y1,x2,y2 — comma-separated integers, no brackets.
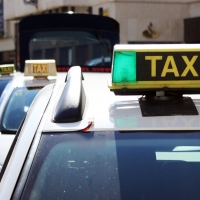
1,44,200,199
0,64,21,103
0,60,67,166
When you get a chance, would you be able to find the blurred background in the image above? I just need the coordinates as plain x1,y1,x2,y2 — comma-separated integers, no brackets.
0,0,200,65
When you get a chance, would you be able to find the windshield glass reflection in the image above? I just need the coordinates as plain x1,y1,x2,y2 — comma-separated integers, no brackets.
1,87,39,131
29,31,114,67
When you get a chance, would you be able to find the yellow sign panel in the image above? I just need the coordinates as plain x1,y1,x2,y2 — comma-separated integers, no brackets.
0,64,14,75
33,64,49,73
24,59,57,77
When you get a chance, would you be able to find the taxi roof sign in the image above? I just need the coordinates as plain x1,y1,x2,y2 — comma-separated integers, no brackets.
0,64,15,75
24,59,57,77
108,44,200,95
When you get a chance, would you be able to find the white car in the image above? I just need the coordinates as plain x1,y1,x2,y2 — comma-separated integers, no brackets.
0,64,21,102
1,44,200,200
0,60,67,166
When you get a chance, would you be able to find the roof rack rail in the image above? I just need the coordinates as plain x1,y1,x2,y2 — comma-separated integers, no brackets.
52,66,86,123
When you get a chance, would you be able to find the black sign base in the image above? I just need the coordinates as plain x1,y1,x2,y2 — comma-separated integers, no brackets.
139,96,199,117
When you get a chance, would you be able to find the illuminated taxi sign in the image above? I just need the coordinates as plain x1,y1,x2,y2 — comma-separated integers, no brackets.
24,59,57,77
0,64,15,75
108,44,200,93
33,63,48,73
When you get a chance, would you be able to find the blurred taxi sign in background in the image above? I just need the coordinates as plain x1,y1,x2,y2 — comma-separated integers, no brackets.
24,59,57,78
108,44,200,95
0,64,15,75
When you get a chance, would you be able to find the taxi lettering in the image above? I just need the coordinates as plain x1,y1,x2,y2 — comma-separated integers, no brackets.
0,67,13,73
145,55,199,77
33,64,48,73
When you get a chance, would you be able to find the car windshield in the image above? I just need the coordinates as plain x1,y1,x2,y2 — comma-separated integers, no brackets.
0,80,10,98
29,31,116,68
21,131,200,200
1,87,40,131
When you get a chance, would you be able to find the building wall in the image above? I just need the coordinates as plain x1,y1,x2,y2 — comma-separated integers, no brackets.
5,0,199,20
93,2,190,43
5,0,96,20
189,2,200,18
3,0,200,46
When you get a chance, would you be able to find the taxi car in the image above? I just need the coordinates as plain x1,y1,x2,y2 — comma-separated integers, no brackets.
0,64,21,102
0,60,66,167
1,44,200,200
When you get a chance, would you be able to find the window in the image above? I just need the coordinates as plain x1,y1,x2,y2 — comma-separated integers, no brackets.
0,79,10,97
1,87,39,131
21,131,200,200
29,31,115,67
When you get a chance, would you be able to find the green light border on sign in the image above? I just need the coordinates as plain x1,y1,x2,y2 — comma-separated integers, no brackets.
112,51,136,83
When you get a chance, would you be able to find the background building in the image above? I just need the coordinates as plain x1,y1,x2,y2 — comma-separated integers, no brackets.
2,0,200,64
0,0,15,64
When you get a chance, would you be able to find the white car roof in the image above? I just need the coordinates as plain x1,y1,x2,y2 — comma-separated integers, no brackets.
38,72,200,132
